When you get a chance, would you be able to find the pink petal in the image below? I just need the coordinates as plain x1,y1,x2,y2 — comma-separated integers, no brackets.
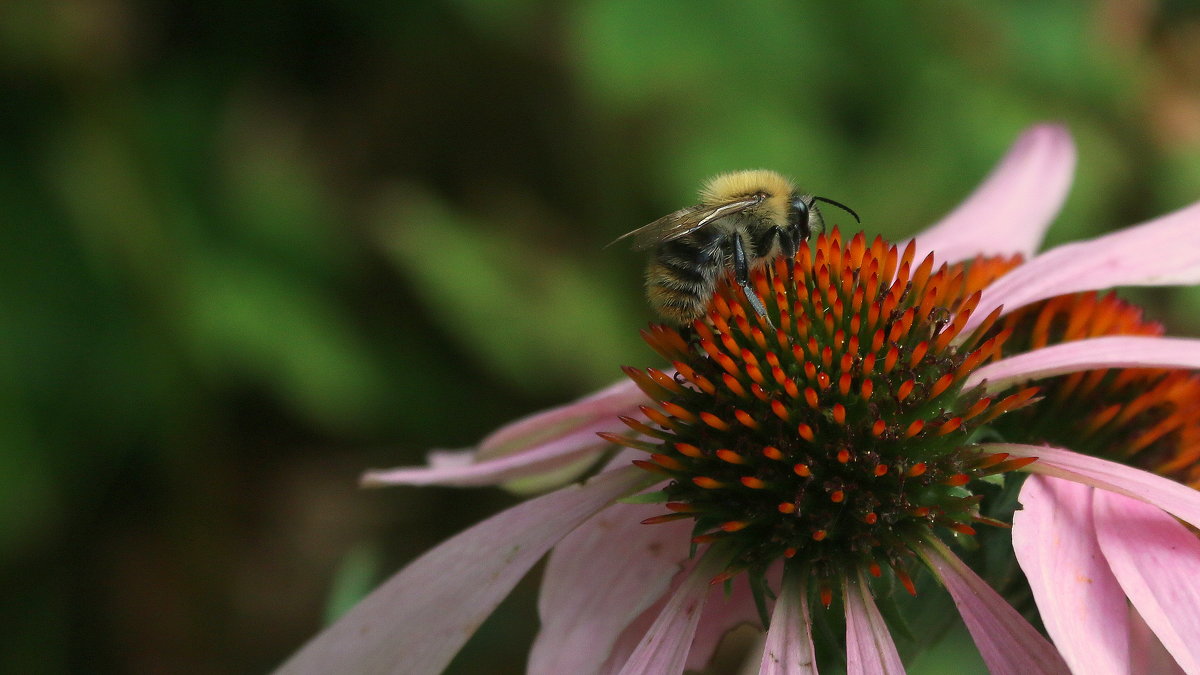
843,570,904,675
915,536,1070,675
362,378,648,487
615,549,729,675
600,588,672,674
1093,489,1200,673
1011,476,1129,674
964,198,1200,335
911,124,1075,264
599,563,768,675
476,378,647,460
1130,605,1188,675
685,572,764,671
529,502,693,675
965,336,1200,393
759,573,817,675
361,440,609,488
987,443,1200,530
275,466,647,675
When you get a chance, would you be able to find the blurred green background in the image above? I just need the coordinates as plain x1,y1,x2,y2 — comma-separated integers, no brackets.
3,0,1200,672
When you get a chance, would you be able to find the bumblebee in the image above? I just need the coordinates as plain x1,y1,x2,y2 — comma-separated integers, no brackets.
612,170,858,325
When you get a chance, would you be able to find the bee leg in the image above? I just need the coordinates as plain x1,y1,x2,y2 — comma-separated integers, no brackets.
733,233,775,328
776,227,798,278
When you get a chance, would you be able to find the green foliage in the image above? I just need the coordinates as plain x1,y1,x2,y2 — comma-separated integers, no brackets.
322,543,383,625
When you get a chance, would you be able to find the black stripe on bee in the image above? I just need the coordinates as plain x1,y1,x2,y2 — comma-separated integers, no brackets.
658,256,708,287
664,233,722,263
660,238,720,283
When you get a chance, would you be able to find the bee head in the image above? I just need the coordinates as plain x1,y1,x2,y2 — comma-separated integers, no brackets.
787,195,822,241
793,195,860,241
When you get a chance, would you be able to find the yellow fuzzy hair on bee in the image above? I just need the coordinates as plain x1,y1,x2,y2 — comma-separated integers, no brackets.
700,170,796,216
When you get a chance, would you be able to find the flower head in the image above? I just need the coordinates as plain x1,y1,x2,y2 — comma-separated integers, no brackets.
608,231,1032,606
278,125,1200,675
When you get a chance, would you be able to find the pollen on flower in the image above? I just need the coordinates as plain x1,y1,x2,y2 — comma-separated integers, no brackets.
608,229,1039,597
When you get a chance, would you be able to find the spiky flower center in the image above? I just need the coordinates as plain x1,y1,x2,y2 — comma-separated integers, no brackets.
606,230,1037,594
995,291,1200,488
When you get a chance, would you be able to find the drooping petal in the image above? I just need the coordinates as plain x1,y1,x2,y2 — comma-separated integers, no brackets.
759,572,818,675
598,563,765,675
911,124,1075,264
989,443,1200,529
475,378,648,460
1011,476,1129,674
600,584,674,675
843,569,904,675
362,378,648,487
529,502,693,675
962,198,1200,335
1129,605,1188,675
275,466,648,675
1093,489,1200,673
615,549,729,675
685,573,764,671
361,440,611,488
915,536,1070,675
966,336,1200,393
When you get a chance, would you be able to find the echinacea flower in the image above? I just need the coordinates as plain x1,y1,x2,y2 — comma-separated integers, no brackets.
278,125,1200,674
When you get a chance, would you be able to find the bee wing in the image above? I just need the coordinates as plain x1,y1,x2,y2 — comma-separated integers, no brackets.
608,196,763,251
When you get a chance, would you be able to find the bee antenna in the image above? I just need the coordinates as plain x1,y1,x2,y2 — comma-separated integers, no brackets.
813,196,860,223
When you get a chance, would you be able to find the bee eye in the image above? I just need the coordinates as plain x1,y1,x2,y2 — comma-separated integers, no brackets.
789,198,810,222
787,198,814,240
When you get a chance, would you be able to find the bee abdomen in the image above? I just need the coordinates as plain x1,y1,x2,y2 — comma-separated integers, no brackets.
644,256,718,324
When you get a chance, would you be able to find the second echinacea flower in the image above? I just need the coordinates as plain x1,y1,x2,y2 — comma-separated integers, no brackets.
279,124,1200,674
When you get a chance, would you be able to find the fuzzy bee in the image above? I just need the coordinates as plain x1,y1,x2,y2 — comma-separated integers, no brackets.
612,170,858,325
